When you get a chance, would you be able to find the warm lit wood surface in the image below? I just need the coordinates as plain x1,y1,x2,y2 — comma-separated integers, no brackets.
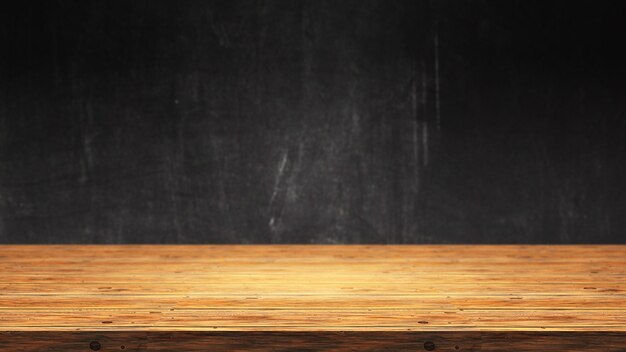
1,245,625,351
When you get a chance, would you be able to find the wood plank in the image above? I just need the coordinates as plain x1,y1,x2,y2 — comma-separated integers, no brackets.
1,245,625,350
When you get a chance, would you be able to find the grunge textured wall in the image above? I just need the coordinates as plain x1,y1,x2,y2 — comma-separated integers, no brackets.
1,0,625,243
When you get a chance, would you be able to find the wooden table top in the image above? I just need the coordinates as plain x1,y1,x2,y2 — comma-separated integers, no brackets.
1,245,625,351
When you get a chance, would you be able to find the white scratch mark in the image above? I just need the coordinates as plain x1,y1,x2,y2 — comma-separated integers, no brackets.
434,31,441,131
206,8,231,48
268,149,289,226
412,62,419,188
422,121,429,166
421,60,428,105
79,102,94,185
351,107,360,135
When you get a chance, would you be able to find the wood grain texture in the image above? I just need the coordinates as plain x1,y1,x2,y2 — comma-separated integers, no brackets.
1,245,625,350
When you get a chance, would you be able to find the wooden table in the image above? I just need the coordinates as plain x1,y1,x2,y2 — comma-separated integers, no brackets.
0,245,625,351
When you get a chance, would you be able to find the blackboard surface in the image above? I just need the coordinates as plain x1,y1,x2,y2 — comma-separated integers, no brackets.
1,0,625,243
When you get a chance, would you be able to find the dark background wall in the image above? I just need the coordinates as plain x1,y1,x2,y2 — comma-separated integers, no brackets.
1,0,625,243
